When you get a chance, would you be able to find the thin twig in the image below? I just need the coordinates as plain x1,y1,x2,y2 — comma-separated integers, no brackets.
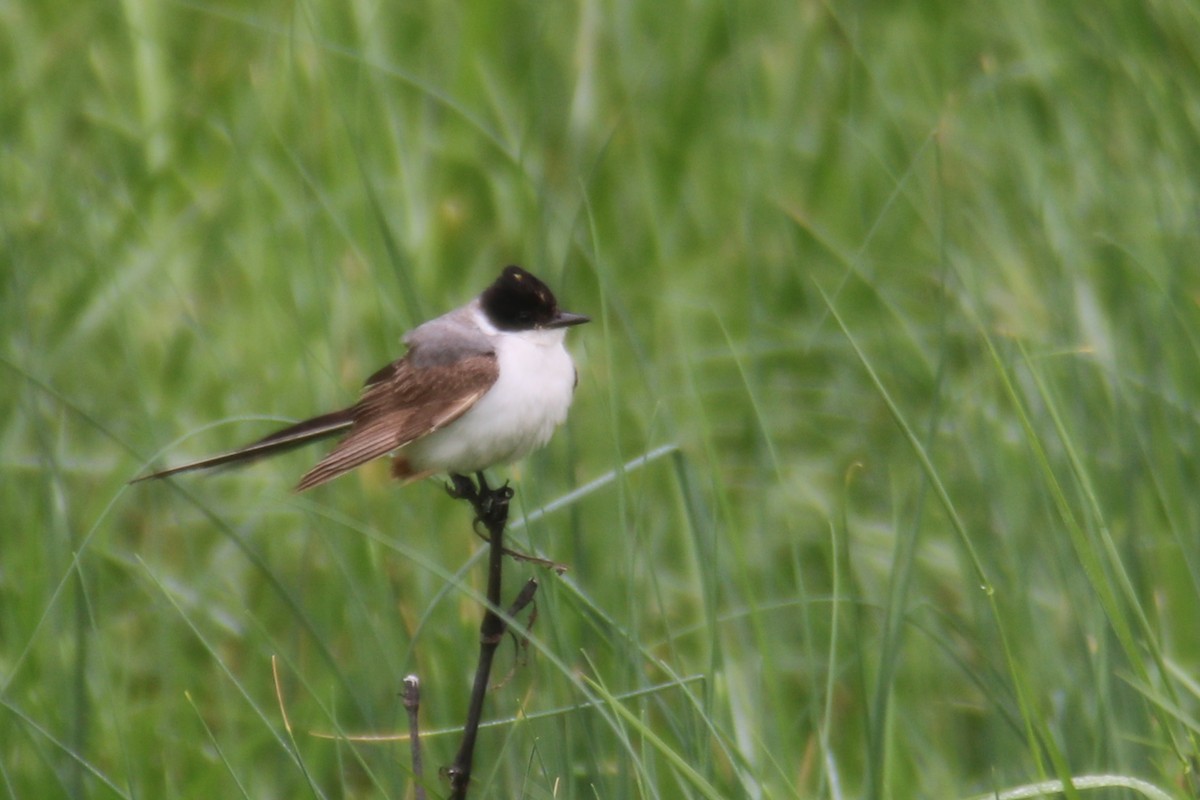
444,471,531,799
493,579,539,690
402,675,426,800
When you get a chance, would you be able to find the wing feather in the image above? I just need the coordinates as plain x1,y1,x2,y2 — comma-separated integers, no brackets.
294,353,497,491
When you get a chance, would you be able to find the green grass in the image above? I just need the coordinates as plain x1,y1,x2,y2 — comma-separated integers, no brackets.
4,0,1200,797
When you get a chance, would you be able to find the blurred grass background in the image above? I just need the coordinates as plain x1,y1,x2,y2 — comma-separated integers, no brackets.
4,0,1200,797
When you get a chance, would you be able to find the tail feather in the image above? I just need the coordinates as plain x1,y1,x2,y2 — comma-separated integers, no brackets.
130,409,354,484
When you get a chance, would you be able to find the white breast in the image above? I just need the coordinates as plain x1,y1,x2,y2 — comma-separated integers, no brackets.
402,324,578,475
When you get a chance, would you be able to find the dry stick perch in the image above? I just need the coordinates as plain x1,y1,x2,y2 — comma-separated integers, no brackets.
442,471,538,799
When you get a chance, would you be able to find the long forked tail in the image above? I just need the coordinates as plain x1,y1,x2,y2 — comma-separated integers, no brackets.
130,409,354,484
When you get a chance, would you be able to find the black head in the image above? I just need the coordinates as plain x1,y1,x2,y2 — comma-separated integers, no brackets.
480,265,590,331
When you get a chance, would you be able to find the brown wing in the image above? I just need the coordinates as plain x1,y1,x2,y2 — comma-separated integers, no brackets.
294,353,498,491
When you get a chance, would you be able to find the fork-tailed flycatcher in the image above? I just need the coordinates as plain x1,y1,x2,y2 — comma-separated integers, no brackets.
131,266,589,491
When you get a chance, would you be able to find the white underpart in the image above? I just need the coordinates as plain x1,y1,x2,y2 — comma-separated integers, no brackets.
402,309,577,475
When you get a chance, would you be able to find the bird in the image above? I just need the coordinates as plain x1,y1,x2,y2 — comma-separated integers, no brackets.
131,266,589,492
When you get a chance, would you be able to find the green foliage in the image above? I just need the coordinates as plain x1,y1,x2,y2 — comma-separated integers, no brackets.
3,0,1200,797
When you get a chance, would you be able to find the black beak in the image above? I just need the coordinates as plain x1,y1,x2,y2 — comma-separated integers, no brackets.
547,310,591,328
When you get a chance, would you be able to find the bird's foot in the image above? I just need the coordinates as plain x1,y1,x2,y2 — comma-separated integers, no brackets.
446,472,513,533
